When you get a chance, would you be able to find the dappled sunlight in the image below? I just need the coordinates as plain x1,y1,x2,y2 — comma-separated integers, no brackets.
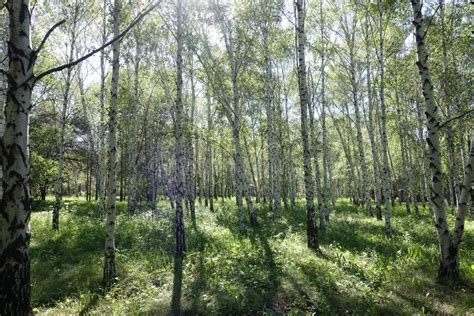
30,200,474,314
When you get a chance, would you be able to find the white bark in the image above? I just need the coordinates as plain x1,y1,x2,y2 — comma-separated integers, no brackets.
1,1,33,312
346,12,370,215
263,26,280,213
127,28,141,216
206,92,214,212
412,0,474,278
378,0,393,237
364,12,381,219
319,0,329,224
98,0,108,217
174,0,186,255
295,0,318,250
103,0,120,288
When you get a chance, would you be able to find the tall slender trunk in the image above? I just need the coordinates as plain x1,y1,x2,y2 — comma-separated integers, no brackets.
98,0,108,218
440,0,460,209
378,0,392,237
250,118,262,203
206,92,214,212
0,1,33,313
103,0,120,289
415,91,432,216
331,111,358,204
78,65,97,204
348,14,370,215
295,0,318,250
308,104,324,230
263,27,280,213
394,81,411,214
320,0,329,222
244,131,259,206
364,13,381,219
53,10,78,230
127,28,141,216
186,54,196,223
282,77,296,208
174,0,186,255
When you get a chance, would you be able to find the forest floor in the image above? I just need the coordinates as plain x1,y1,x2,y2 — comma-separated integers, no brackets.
31,198,474,315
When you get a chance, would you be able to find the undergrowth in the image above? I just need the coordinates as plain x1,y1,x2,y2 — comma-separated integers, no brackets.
30,197,474,315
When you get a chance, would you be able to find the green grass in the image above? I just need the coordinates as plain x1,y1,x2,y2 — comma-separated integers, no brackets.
30,197,474,315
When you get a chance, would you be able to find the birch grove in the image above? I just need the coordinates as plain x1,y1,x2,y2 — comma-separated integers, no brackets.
0,0,472,313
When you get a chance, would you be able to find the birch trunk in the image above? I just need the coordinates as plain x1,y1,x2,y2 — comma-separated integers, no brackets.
251,118,262,203
53,10,78,230
186,53,196,223
295,0,318,250
206,92,214,212
127,28,141,216
440,0,460,208
174,0,186,255
308,104,324,230
348,16,371,215
98,0,108,216
0,1,33,313
331,110,358,204
415,92,432,215
320,0,329,222
411,0,474,278
394,81,411,214
378,0,392,237
364,13,381,218
282,76,296,208
103,0,120,288
263,27,280,213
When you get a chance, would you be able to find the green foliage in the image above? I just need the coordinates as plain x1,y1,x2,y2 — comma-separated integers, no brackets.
31,199,474,315
30,152,58,201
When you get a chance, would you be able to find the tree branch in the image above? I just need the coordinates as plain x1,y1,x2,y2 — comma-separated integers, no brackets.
33,0,162,85
35,20,66,56
440,109,474,129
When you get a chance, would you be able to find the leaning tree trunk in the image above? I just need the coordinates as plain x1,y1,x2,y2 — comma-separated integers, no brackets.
378,0,393,237
0,1,33,313
295,0,318,251
103,0,121,289
174,0,186,256
411,0,474,279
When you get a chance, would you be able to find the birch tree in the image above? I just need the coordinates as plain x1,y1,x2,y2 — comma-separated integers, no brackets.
0,0,159,309
377,0,392,237
295,0,318,251
103,0,121,289
175,0,186,256
411,0,474,279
